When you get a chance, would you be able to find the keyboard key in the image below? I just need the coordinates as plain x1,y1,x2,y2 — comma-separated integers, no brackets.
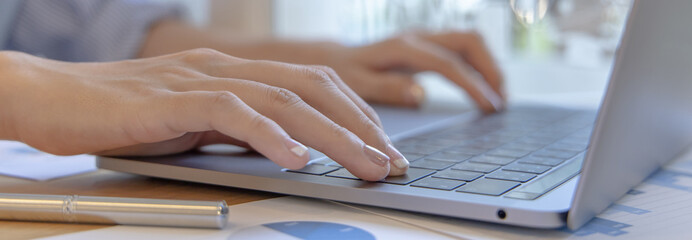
502,163,551,174
437,133,477,141
545,142,586,152
380,168,435,185
287,165,339,175
518,156,565,166
560,136,590,146
411,177,466,191
452,162,500,173
418,139,458,148
433,170,483,182
505,155,584,200
453,128,493,136
398,144,445,155
469,155,516,165
325,169,359,180
482,135,518,144
456,178,520,196
486,171,537,182
402,153,425,161
487,130,526,138
486,148,532,158
310,158,343,167
309,158,332,165
532,149,580,159
409,159,457,170
515,136,555,145
463,140,503,149
326,167,435,185
442,147,486,155
501,142,546,152
427,152,473,163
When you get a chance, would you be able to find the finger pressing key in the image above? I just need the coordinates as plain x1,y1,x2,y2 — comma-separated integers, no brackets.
200,61,410,177
181,78,392,181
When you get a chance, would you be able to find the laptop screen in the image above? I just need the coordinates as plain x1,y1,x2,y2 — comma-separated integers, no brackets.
568,0,692,229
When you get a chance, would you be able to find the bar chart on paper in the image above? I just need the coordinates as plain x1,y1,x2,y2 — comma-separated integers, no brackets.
572,163,692,239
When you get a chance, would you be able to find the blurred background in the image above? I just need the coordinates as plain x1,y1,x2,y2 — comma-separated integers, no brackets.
155,0,633,109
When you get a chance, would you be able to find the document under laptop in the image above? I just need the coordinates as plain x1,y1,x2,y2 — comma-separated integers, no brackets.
98,0,692,230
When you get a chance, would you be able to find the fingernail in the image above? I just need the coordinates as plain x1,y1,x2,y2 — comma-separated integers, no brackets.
285,138,308,158
407,84,425,106
386,144,409,169
363,145,390,167
480,86,504,112
489,93,504,111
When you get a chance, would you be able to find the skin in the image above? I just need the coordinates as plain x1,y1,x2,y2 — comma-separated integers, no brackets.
0,20,504,181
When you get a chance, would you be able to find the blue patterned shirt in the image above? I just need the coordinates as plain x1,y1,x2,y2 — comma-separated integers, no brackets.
0,0,180,62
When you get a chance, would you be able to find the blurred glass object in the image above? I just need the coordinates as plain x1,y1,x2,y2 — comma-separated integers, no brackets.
353,0,483,43
509,0,549,26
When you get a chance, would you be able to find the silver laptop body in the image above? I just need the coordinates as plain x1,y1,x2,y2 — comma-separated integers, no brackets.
98,0,692,230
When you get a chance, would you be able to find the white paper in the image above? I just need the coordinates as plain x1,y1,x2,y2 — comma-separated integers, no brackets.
0,140,96,181
40,196,455,240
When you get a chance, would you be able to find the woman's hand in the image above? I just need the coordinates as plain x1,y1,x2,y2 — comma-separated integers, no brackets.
0,49,410,181
321,32,506,112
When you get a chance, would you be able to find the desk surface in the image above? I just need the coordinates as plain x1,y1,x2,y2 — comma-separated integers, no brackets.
0,170,280,240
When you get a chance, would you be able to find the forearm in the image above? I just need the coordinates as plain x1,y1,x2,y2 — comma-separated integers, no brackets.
138,20,344,65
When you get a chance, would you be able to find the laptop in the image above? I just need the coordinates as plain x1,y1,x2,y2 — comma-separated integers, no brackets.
98,0,692,230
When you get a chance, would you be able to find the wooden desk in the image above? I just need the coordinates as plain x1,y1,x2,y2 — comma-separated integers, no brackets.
0,170,281,240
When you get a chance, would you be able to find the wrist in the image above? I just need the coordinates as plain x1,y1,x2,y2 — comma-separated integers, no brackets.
0,51,23,141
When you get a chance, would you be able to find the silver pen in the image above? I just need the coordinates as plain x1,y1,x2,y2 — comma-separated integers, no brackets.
0,193,228,229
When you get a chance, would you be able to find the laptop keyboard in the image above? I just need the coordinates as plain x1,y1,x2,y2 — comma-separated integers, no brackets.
287,108,595,200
